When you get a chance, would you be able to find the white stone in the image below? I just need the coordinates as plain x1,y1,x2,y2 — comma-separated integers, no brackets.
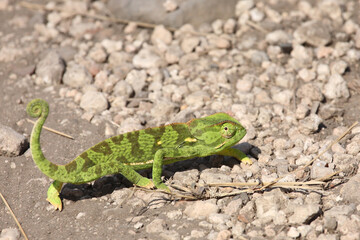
183,200,219,219
323,74,350,99
151,25,172,45
132,48,166,69
63,63,92,88
80,91,108,113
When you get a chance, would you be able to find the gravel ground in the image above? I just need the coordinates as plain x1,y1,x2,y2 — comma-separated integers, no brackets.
1,0,360,239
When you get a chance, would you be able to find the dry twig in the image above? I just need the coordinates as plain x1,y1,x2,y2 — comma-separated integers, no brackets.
0,191,29,240
27,119,74,140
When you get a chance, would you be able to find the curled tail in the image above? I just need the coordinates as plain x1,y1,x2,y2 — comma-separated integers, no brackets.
27,99,59,179
27,99,115,184
27,99,78,183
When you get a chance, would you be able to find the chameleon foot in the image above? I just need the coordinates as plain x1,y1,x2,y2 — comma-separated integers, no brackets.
46,181,63,211
136,177,155,189
154,182,171,192
241,157,253,165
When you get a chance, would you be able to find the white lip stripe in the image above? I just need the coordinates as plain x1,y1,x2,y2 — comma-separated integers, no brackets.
123,159,154,166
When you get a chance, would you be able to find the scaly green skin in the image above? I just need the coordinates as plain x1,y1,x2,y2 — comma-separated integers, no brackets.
27,99,252,211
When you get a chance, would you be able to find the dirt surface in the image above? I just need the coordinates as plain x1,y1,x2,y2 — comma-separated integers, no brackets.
0,2,172,240
1,0,360,240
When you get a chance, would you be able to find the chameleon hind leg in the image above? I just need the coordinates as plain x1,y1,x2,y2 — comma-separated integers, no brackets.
47,180,63,211
113,162,155,189
217,148,253,165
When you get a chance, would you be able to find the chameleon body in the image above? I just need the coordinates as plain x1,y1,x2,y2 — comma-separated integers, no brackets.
27,99,252,211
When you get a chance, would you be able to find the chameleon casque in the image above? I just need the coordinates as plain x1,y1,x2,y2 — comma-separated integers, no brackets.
27,99,252,211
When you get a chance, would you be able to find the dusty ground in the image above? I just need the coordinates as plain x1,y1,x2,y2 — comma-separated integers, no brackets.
1,0,360,240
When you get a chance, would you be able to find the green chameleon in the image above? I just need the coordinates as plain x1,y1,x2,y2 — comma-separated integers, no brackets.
27,99,252,211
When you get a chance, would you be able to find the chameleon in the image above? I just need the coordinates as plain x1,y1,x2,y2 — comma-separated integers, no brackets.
26,99,252,211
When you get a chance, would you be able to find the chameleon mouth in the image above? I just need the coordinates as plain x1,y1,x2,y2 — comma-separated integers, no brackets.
215,140,228,149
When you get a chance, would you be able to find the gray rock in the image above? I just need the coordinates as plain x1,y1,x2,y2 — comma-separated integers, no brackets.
151,25,172,45
63,63,93,88
249,50,269,65
295,104,310,120
290,45,313,67
215,230,232,240
199,169,232,184
330,60,348,75
341,172,360,204
150,99,177,123
132,48,166,69
293,21,331,47
275,73,295,89
250,8,265,22
272,90,293,106
323,74,350,99
183,200,219,219
266,30,292,45
0,124,28,157
238,201,255,223
310,160,334,179
160,230,180,240
113,80,134,98
165,44,183,64
223,18,236,34
181,37,200,53
224,198,243,216
108,51,131,66
108,0,238,28
298,68,316,82
316,234,339,240
324,204,356,221
35,51,65,85
318,0,342,20
0,228,20,240
117,117,143,134
69,22,98,39
255,189,288,222
346,141,360,155
298,114,322,135
296,83,324,101
101,39,123,54
288,204,321,224
133,222,144,230
297,225,312,238
166,210,182,220
323,215,337,231
208,213,230,231
125,69,147,96
232,222,245,238
190,229,206,239
0,0,9,10
87,45,107,63
287,227,300,238
80,91,108,113
184,90,210,108
172,169,199,186
236,74,255,93
235,0,254,17
145,218,167,233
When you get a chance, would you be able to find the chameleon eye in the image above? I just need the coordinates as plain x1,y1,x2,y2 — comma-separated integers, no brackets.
221,123,235,138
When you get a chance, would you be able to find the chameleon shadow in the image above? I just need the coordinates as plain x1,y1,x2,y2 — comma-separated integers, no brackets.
60,142,258,202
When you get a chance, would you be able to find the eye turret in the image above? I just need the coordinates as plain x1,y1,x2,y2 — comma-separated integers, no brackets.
221,123,236,139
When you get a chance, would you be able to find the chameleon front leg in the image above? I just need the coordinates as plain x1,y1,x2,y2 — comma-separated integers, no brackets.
217,147,253,165
47,180,63,211
152,147,202,192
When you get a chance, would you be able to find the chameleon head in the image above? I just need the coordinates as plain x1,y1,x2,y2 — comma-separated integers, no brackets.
187,113,247,151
